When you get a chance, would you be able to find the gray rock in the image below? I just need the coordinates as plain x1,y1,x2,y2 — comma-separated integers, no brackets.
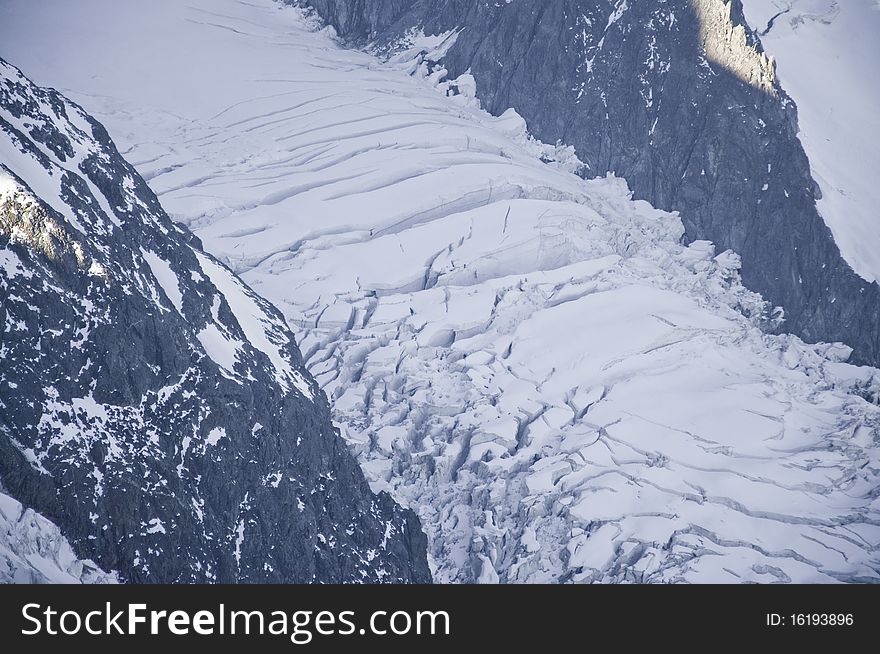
300,0,880,366
0,58,431,583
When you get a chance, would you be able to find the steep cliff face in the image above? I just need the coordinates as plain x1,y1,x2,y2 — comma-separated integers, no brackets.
0,58,431,583
301,0,880,367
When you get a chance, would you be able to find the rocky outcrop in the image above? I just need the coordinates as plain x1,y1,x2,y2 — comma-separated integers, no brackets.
301,0,880,367
0,58,431,583
692,0,777,95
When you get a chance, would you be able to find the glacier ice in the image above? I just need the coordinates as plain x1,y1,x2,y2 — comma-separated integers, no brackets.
0,489,117,584
1,0,878,583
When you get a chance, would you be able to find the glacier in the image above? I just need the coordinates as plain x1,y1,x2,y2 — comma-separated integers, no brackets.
0,55,429,583
299,0,880,369
1,0,879,583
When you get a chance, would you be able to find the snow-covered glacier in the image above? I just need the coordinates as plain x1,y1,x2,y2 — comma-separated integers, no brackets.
2,0,879,583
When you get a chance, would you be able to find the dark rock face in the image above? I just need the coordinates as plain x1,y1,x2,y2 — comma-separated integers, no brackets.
302,0,880,366
0,58,430,583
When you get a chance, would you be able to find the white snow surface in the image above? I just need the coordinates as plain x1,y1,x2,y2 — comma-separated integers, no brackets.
141,249,185,314
3,0,879,583
0,488,117,584
741,0,880,282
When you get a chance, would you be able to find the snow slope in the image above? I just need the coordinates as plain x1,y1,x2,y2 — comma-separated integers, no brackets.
2,0,879,582
740,0,880,282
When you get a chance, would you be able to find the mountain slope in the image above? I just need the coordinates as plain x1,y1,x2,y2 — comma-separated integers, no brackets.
299,0,880,369
0,57,430,583
2,0,877,583
739,0,880,283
